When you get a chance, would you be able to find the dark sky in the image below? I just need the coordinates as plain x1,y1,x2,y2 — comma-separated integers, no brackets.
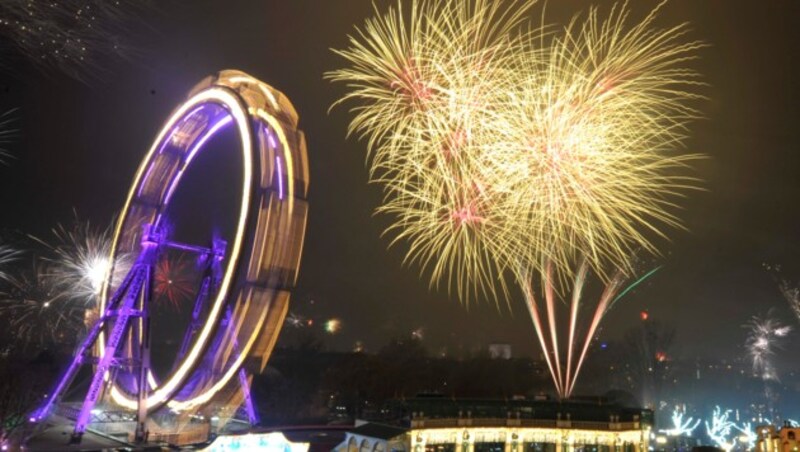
1,1,799,363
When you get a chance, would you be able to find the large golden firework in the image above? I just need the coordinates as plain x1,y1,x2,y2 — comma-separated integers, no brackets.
489,3,705,282
329,0,704,397
330,0,702,295
328,0,538,303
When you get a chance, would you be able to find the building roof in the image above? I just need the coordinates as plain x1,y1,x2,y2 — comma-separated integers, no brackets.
385,397,653,425
351,423,408,440
25,424,136,451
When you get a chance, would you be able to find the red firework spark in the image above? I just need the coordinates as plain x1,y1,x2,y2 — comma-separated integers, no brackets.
154,255,195,309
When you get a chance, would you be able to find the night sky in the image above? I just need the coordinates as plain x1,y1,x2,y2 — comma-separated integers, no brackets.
1,1,799,364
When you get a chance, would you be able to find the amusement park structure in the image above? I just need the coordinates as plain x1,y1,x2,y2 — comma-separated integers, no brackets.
27,70,309,446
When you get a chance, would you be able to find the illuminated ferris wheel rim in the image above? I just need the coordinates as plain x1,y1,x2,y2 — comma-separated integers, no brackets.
98,70,305,412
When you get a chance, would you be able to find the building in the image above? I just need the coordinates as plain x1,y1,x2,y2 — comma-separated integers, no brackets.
488,344,512,360
337,398,653,452
756,423,800,452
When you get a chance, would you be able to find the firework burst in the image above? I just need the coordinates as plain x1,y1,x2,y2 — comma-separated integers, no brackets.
744,311,791,382
0,261,84,350
704,406,738,452
329,0,539,302
0,218,129,350
0,0,151,80
285,312,309,328
778,280,800,325
330,1,703,303
330,0,703,398
32,217,131,307
153,253,196,309
488,3,704,278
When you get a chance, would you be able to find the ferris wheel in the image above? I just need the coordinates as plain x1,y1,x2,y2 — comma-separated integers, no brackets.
30,70,309,444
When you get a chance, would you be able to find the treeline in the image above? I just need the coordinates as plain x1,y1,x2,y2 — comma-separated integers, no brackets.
253,337,555,426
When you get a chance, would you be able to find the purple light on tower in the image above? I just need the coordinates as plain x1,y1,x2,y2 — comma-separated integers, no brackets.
158,113,234,226
184,114,233,167
138,125,181,197
182,105,206,122
276,156,284,199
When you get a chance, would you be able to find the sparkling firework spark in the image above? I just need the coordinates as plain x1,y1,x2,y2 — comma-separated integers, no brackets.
744,311,791,382
763,263,800,326
735,423,756,451
0,0,151,80
0,241,20,282
659,406,700,437
0,261,85,349
704,406,738,452
285,312,308,328
329,1,703,398
411,327,424,340
778,280,800,325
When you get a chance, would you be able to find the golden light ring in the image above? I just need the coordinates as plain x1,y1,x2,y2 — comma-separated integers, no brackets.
99,70,309,412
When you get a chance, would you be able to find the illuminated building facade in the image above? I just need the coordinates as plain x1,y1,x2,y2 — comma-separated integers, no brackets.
756,424,800,452
338,399,652,452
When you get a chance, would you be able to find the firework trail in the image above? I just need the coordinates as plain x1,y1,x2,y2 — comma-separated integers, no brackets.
0,109,17,165
778,280,800,325
329,0,703,398
763,263,800,326
521,262,660,397
0,261,85,350
745,311,791,382
0,0,151,80
0,241,20,282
